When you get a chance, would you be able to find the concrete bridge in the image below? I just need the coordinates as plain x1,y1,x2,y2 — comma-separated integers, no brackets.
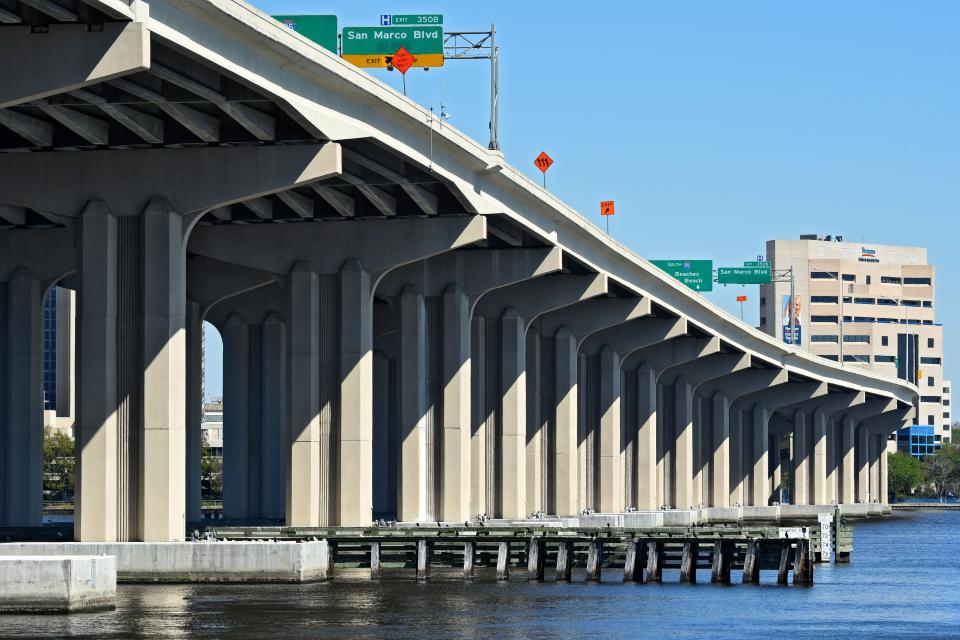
0,0,916,542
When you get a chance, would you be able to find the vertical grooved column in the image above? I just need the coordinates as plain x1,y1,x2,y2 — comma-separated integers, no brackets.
185,301,202,523
598,347,621,512
792,410,809,505
673,377,694,510
840,418,856,504
710,393,730,507
750,404,769,507
141,199,186,541
260,314,286,519
856,425,870,503
811,409,828,505
553,328,578,516
338,259,373,526
499,308,526,519
76,203,118,541
524,330,542,514
728,408,744,506
286,262,320,526
116,214,141,541
222,315,250,520
825,419,839,504
577,352,590,510
4,268,42,526
469,316,486,517
441,284,470,522
635,364,657,511
398,286,426,522
879,434,889,506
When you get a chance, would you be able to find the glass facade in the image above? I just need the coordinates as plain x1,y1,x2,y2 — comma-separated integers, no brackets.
896,425,941,459
42,287,57,411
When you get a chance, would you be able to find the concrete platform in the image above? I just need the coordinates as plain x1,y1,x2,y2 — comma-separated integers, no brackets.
0,541,331,583
0,555,115,613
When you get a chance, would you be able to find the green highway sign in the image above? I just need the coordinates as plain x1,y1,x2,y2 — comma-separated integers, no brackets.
744,261,770,268
717,266,772,285
341,26,444,67
272,15,338,53
382,14,443,26
651,260,713,292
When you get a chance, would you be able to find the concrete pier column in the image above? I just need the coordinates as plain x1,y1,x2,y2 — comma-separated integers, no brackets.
811,409,828,505
398,286,427,522
140,199,187,541
338,259,374,526
791,410,809,506
553,328,578,516
869,432,881,505
825,420,840,504
879,435,889,505
840,418,856,504
750,404,770,506
222,315,250,520
597,346,621,512
469,316,487,517
185,301,203,523
525,330,543,514
441,284,471,522
260,314,286,519
635,364,657,510
3,268,43,526
285,262,320,526
710,393,730,508
856,425,870,503
76,203,118,541
673,377,694,510
500,308,526,519
728,407,745,506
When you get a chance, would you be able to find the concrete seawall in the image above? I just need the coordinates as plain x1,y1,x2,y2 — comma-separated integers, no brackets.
0,541,330,583
0,555,116,613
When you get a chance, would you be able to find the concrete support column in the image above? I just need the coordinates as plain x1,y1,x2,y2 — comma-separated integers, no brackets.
76,204,118,541
597,347,621,512
811,409,828,505
286,262,320,526
750,405,769,507
185,301,203,523
840,418,856,504
673,377,694,510
710,393,730,508
140,200,187,541
856,425,870,503
879,437,889,505
869,432,881,505
729,408,745,506
499,308,526,519
553,328,578,516
791,410,809,506
469,317,486,517
260,314,286,519
635,364,657,510
338,259,373,526
398,286,427,522
441,284,471,522
3,268,42,526
222,315,250,520
525,331,543,514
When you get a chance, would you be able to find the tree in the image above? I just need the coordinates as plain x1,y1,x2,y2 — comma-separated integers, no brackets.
887,452,925,502
924,446,960,500
43,427,75,501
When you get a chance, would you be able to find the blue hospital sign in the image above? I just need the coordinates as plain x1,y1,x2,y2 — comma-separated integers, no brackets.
380,14,391,26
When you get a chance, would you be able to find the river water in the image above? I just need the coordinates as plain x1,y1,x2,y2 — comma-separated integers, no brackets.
3,509,959,639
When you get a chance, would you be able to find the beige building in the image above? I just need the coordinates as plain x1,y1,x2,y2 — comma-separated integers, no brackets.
42,286,75,437
760,235,948,444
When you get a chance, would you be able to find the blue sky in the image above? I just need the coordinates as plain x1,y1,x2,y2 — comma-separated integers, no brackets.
204,1,959,399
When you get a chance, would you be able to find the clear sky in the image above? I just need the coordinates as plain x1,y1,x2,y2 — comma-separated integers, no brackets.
204,0,959,400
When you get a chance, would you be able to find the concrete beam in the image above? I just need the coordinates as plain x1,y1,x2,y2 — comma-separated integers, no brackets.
276,190,314,219
35,102,109,146
344,148,438,215
110,78,220,143
68,88,164,144
538,296,651,345
186,255,278,318
0,108,53,147
241,197,273,220
0,143,342,217
0,6,21,23
0,204,27,226
19,0,77,21
1,23,149,108
620,335,720,370
659,352,750,389
309,185,355,218
341,172,397,217
579,316,687,358
475,273,608,330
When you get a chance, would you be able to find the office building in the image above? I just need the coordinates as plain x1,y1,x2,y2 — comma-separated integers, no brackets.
41,286,75,436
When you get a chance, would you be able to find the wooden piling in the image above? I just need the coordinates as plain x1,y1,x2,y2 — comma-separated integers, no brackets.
496,541,510,581
555,540,573,582
742,541,760,584
527,537,545,581
777,543,791,585
417,539,432,581
323,540,336,579
793,539,814,585
463,540,476,579
623,540,646,583
680,542,698,583
586,540,604,582
370,541,382,579
645,541,663,583
711,541,732,584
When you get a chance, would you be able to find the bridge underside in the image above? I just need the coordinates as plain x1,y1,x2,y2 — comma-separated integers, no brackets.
0,0,915,540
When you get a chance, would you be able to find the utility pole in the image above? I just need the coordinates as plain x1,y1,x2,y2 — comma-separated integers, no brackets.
443,25,500,150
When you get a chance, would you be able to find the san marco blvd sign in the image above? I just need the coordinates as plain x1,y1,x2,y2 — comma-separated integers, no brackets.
342,25,444,68
650,260,713,292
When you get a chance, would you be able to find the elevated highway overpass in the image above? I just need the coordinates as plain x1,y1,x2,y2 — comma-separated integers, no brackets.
0,0,917,541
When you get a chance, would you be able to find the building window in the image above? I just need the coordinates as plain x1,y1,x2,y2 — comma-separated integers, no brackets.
903,299,921,307
920,357,941,365
853,316,875,323
820,354,839,361
904,277,931,285
920,396,942,403
843,335,870,343
843,354,870,363
811,296,838,304
922,301,933,308
928,415,935,426
842,274,856,282
854,298,876,305
944,400,951,407
811,335,839,343
928,338,935,348
866,275,872,285
811,315,838,323
875,355,896,363
881,336,889,346
811,271,839,279
928,377,936,387
877,298,897,306
881,276,902,285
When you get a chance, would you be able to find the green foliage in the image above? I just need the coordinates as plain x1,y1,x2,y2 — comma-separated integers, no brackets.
887,452,925,502
201,453,223,500
923,445,960,499
43,427,75,501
